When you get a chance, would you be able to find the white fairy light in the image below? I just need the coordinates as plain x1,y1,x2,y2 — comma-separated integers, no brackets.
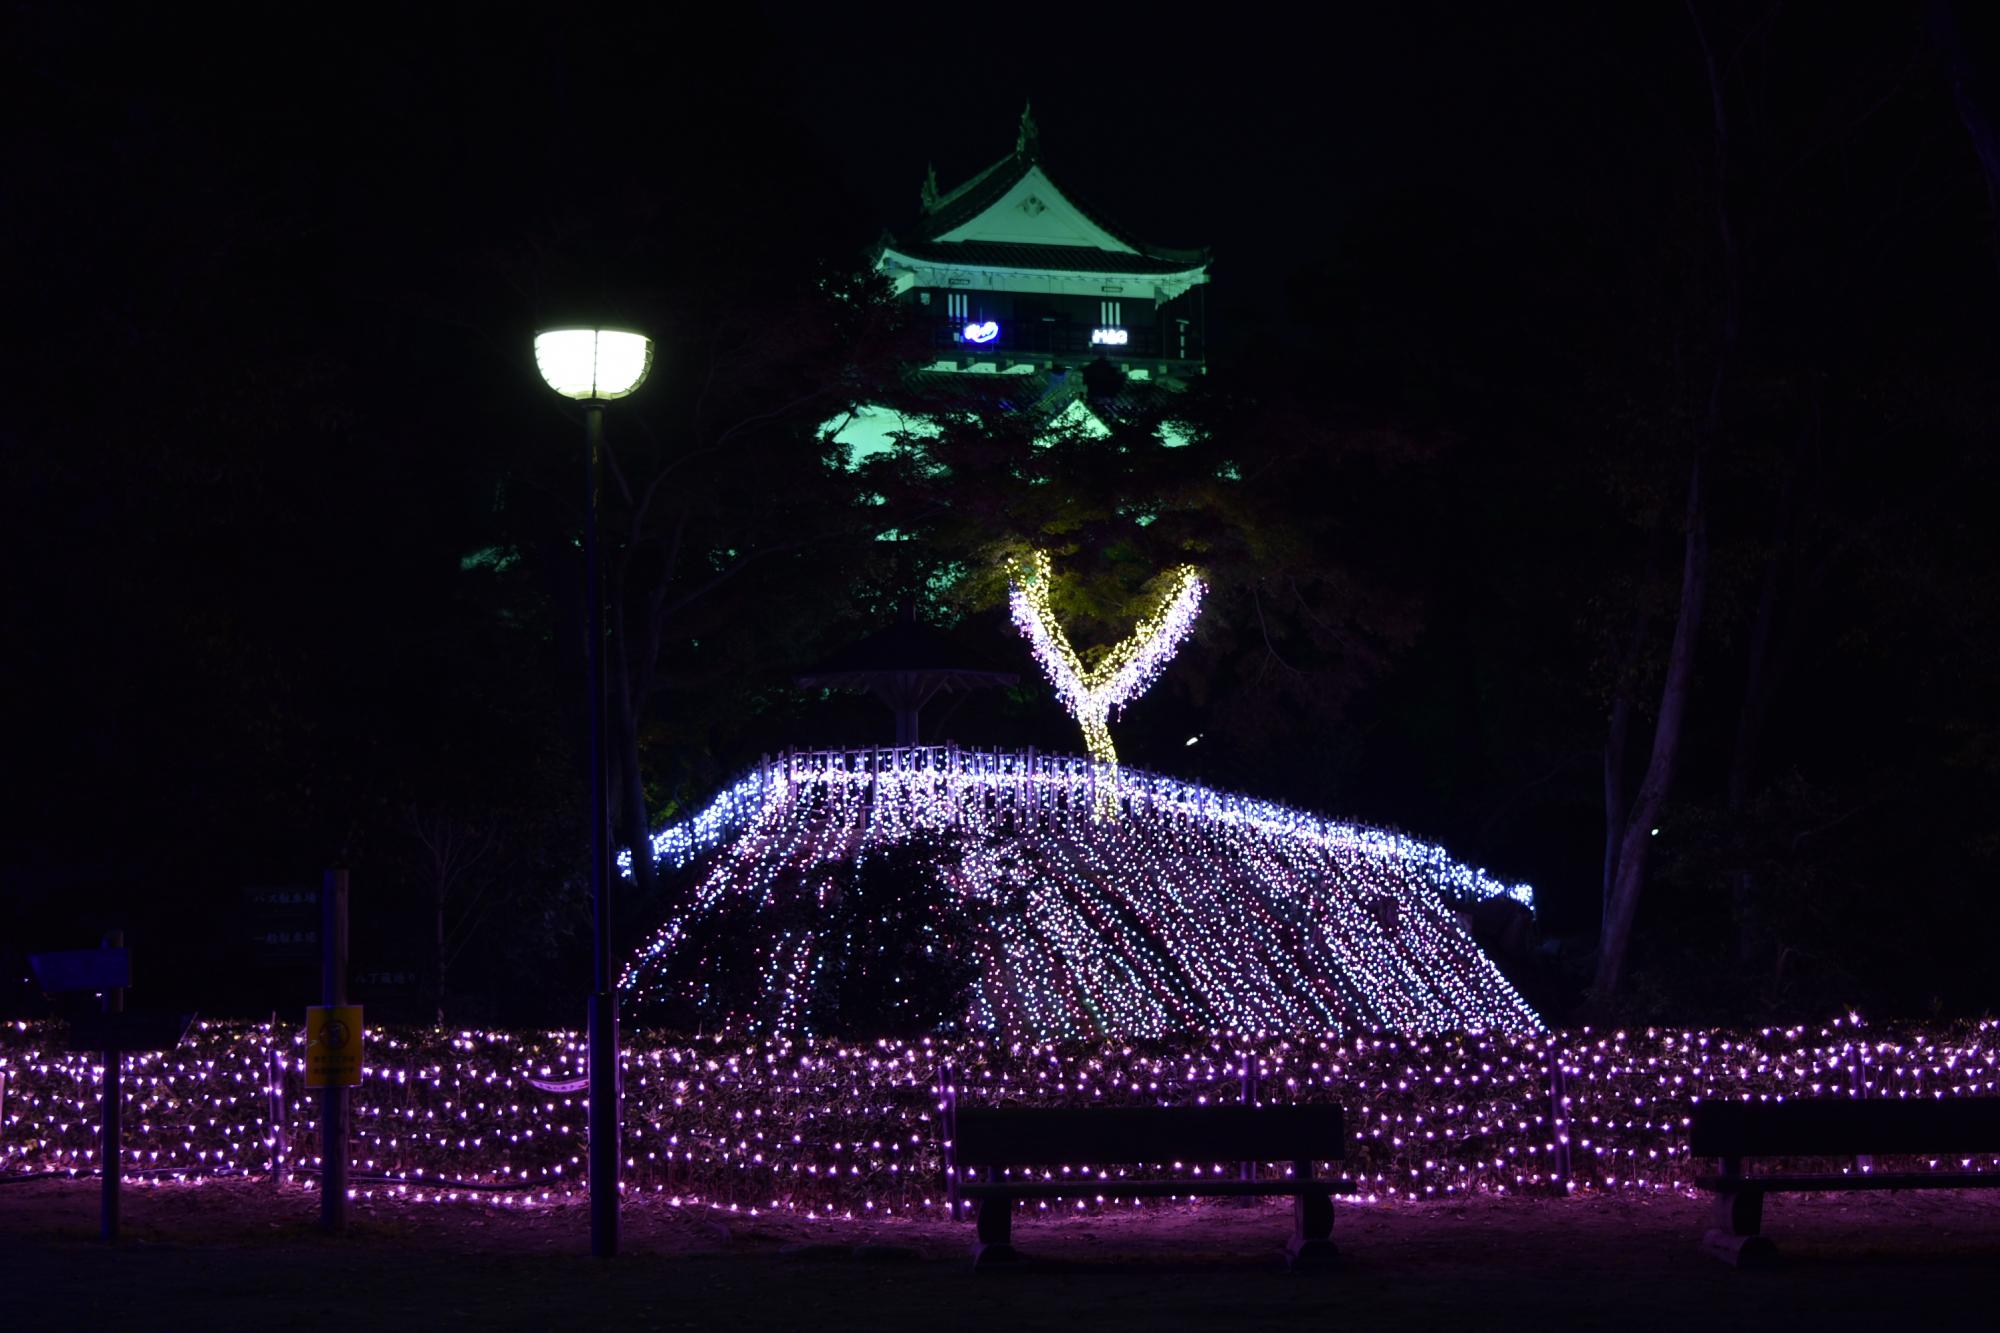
1007,550,1205,813
616,746,1543,1040
3,1016,1992,1219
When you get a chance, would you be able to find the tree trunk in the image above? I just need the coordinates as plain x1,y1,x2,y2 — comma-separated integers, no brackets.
1602,658,1635,927
1601,553,1659,925
1594,7,1735,998
1929,1,2000,275
1725,430,1803,965
1595,454,1709,997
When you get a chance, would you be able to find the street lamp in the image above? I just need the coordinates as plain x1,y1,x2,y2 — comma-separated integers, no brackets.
534,328,653,402
535,325,652,1259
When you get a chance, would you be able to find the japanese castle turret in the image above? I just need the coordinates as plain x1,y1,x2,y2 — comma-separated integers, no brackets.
828,108,1213,465
880,105,1210,380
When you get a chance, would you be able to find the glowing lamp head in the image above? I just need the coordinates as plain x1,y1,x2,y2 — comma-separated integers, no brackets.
534,328,653,401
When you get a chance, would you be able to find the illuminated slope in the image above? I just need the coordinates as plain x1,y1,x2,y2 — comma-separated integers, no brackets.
620,747,1542,1040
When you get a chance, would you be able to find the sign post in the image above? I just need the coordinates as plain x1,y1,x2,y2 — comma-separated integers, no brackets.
100,929,123,1243
28,936,190,1242
315,869,353,1232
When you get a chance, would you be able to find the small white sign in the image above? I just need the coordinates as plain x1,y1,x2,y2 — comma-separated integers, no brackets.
1090,327,1129,346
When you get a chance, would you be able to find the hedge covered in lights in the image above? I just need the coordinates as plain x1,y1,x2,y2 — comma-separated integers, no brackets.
620,746,1543,1039
3,1017,1995,1214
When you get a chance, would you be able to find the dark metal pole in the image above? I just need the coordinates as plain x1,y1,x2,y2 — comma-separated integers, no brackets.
584,400,620,1258
100,929,124,1243
320,868,349,1232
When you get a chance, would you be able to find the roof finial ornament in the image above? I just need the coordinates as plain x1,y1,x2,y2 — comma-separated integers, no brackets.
920,162,940,213
1016,101,1040,160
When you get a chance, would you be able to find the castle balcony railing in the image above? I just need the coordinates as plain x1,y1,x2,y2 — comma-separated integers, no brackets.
928,319,1204,375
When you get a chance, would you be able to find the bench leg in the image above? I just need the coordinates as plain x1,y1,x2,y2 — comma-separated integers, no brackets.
1702,1187,1776,1267
1287,1181,1337,1271
972,1194,1018,1269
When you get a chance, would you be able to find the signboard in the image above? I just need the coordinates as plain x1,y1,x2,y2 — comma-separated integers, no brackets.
1090,326,1129,346
245,885,318,966
353,968,421,1019
960,319,1000,344
29,947,131,993
305,1005,363,1088
352,968,419,999
67,1010,195,1053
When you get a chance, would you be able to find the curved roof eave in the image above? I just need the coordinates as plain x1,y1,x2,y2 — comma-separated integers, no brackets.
878,244,1210,286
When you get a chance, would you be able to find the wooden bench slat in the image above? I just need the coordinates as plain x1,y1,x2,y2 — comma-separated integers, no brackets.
950,1104,1348,1270
1687,1098,2000,1265
960,1179,1340,1200
954,1104,1344,1167
1696,1171,2000,1193
1689,1097,2000,1157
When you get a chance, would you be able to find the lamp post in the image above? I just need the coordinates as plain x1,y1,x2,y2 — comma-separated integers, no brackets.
534,326,653,1259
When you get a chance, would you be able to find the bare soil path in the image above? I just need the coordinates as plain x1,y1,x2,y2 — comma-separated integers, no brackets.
3,1180,1995,1331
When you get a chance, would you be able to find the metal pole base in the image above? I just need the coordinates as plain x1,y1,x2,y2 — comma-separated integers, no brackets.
320,1085,349,1233
588,990,620,1258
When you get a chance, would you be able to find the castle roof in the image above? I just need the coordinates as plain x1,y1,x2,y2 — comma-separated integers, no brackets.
880,106,1209,286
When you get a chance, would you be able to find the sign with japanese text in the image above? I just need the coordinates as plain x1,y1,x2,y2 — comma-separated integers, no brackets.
245,885,319,966
305,1005,363,1088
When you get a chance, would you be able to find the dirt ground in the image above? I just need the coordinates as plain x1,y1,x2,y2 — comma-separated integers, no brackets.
3,1179,1997,1331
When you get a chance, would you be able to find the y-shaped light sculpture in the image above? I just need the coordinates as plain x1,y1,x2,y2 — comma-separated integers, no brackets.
1008,550,1206,815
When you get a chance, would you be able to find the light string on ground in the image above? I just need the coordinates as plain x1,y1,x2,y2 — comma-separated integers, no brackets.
3,1017,1993,1216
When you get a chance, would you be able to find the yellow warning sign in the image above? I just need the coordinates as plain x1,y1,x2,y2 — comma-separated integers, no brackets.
305,1005,363,1088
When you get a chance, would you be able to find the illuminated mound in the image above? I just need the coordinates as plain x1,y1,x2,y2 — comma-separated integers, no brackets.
620,748,1542,1040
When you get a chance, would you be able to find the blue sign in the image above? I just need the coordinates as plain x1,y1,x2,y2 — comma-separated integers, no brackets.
29,947,131,993
962,320,1000,344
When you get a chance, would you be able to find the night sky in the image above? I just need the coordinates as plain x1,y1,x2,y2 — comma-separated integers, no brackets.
6,3,1999,1024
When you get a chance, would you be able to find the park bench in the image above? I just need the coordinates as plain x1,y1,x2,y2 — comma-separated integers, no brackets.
951,1103,1345,1269
1690,1096,2000,1265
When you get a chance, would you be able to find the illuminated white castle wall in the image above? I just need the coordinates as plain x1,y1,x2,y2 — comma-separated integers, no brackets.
620,748,1542,1040
825,106,1210,465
